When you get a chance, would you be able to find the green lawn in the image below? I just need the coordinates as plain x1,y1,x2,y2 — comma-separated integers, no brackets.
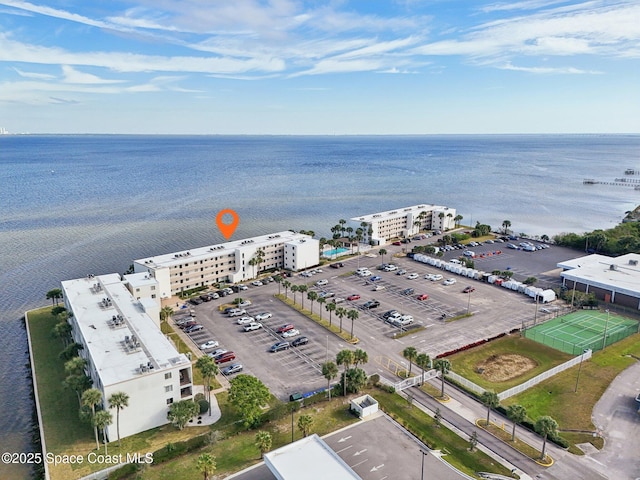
446,334,573,391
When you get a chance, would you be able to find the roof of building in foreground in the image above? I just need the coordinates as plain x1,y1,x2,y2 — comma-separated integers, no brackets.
135,231,315,269
351,204,452,223
559,253,640,298
62,273,190,386
264,434,361,480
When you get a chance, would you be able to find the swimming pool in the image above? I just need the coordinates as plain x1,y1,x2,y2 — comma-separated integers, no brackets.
322,247,349,257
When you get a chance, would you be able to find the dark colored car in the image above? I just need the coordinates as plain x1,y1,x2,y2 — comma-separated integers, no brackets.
291,336,309,347
270,342,290,352
199,294,211,302
330,262,345,269
401,288,415,295
179,320,197,329
184,324,203,334
463,286,476,293
382,309,399,319
363,300,380,309
222,363,243,375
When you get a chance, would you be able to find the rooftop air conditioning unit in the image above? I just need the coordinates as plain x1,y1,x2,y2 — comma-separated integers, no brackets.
609,264,617,271
629,260,638,266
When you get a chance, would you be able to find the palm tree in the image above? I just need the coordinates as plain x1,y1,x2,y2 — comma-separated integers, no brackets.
502,220,511,234
454,214,463,228
353,348,368,368
273,274,283,294
402,346,418,377
82,388,103,450
378,248,387,266
355,228,364,253
248,257,259,279
291,284,299,304
506,404,527,442
415,353,430,385
64,356,87,376
160,306,174,322
255,431,272,458
322,361,338,401
325,301,336,327
317,297,326,320
93,410,113,454
64,373,92,406
297,414,314,437
282,280,291,298
52,321,72,347
438,212,445,227
335,306,346,332
46,288,63,306
307,291,318,314
481,390,500,426
298,285,308,309
196,453,216,480
336,349,354,397
535,416,558,461
347,309,359,339
434,359,451,398
195,356,219,416
107,392,129,447
339,219,347,238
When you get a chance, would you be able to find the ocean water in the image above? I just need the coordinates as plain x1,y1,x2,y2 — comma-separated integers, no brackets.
1,134,638,478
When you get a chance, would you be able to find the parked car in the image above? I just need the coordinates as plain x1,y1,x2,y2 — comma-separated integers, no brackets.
443,278,457,286
282,328,300,338
382,310,399,319
462,286,475,293
292,336,309,347
222,363,243,375
243,322,263,332
373,285,385,291
251,280,263,286
179,320,197,329
214,352,236,364
417,294,429,301
392,241,402,246
237,284,248,290
207,292,219,300
426,274,443,281
362,300,380,309
316,279,329,287
347,294,361,301
401,288,415,295
208,349,228,358
407,273,419,280
330,262,345,269
228,308,246,317
199,294,211,302
269,342,290,352
255,312,272,321
332,297,346,304
238,300,252,307
184,324,203,334
370,275,382,281
358,270,372,277
199,340,219,350
236,316,255,325
277,324,295,333
383,265,398,272
396,269,407,275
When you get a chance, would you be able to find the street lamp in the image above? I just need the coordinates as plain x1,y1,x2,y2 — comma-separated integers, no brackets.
466,290,472,315
420,449,429,480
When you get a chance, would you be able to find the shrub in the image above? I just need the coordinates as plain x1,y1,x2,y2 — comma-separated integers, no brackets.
198,399,209,414
194,392,205,402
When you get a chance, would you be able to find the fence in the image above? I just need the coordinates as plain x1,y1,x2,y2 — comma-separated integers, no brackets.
497,349,592,401
446,371,485,395
394,369,439,391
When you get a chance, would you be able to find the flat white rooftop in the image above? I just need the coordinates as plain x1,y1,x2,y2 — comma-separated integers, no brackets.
264,434,361,480
559,253,640,298
351,204,449,222
62,273,190,386
136,231,310,269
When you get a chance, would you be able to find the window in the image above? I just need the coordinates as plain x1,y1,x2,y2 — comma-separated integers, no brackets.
136,288,140,292
166,398,173,405
165,372,172,380
151,294,156,299
165,385,173,393
151,285,156,290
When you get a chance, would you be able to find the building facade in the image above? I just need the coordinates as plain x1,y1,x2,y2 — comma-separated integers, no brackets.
61,273,193,440
134,231,319,298
350,204,456,245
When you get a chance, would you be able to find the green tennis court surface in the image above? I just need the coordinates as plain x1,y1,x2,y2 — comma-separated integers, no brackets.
524,309,639,355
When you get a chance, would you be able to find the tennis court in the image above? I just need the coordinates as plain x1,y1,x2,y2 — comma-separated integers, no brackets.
524,309,639,355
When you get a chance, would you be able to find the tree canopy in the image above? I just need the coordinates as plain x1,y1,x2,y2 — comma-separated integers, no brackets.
228,374,270,428
167,400,199,430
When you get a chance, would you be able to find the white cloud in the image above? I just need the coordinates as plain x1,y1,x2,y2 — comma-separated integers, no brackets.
499,62,602,74
12,67,56,80
61,66,125,84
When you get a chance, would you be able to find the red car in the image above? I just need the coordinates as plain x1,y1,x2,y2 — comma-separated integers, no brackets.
276,324,294,334
417,294,429,301
463,286,476,293
214,352,236,364
347,294,361,301
392,241,402,246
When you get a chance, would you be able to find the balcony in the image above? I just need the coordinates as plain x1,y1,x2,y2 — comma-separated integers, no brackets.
180,386,193,398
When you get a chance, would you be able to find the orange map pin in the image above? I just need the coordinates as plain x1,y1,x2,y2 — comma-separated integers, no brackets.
216,209,239,240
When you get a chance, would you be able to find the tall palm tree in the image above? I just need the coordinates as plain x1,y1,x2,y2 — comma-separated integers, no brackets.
454,214,463,228
339,219,347,238
160,306,174,322
502,220,511,234
535,416,558,461
196,453,216,480
291,284,299,304
93,410,113,454
46,288,63,306
322,361,338,401
402,346,418,377
282,280,291,298
64,356,87,376
82,388,103,450
415,353,430,385
273,274,283,294
355,228,364,253
307,291,318,314
434,359,451,398
248,257,259,279
378,248,387,266
298,285,308,309
335,306,346,332
325,301,336,327
297,414,314,437
481,390,500,426
506,404,527,442
347,309,359,339
108,391,129,447
336,349,354,397
255,431,272,458
195,356,218,416
352,348,368,368
317,297,326,320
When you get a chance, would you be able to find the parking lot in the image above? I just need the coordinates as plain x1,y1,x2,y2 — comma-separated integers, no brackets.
173,239,584,400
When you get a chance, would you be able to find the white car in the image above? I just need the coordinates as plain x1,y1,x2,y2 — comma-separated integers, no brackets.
383,265,398,272
238,300,252,307
237,284,248,290
236,316,255,325
426,274,443,281
358,270,372,277
316,279,329,287
243,322,263,332
407,273,419,280
282,328,300,338
396,269,407,275
255,312,272,321
200,340,219,350
373,285,386,291
251,280,263,286
228,308,246,317
443,278,457,286
208,348,227,358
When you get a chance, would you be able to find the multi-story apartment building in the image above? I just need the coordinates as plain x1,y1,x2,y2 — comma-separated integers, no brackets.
61,273,193,440
350,204,456,245
133,231,319,298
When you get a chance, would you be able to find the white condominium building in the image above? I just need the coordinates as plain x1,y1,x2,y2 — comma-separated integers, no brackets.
133,231,319,298
351,204,456,245
61,273,193,440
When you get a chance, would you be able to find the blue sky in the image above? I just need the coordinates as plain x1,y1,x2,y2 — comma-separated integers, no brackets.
0,0,638,134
